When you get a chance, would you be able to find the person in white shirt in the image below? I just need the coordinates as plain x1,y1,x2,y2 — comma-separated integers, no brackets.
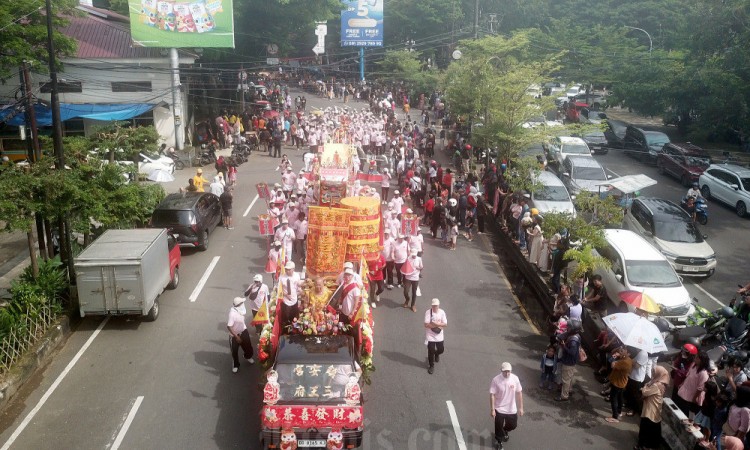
339,268,361,321
274,219,295,257
386,215,401,240
380,168,392,204
686,182,703,200
293,213,308,263
284,202,300,228
244,274,269,334
209,176,224,197
424,298,447,374
409,231,424,257
625,349,649,416
389,190,404,214
278,261,303,326
335,261,363,286
490,362,524,448
382,230,396,288
402,249,424,311
392,234,409,287
227,296,254,373
281,167,296,194
296,171,308,193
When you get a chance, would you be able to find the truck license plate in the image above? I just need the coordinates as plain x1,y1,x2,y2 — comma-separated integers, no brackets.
298,440,326,447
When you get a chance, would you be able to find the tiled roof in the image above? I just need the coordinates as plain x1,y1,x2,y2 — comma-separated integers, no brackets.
60,12,165,59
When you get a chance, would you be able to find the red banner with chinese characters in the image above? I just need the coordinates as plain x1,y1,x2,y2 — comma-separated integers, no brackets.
256,182,271,200
262,405,363,429
258,214,275,236
401,213,419,236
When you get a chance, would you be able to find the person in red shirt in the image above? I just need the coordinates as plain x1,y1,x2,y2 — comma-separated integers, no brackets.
368,253,386,308
424,193,435,227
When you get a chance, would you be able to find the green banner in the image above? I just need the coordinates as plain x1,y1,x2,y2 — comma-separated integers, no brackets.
128,0,234,48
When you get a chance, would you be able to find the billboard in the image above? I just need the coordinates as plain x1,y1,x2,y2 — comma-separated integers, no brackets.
340,0,383,47
127,0,235,48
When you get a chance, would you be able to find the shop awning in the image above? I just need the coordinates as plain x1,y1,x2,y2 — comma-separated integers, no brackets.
0,102,168,127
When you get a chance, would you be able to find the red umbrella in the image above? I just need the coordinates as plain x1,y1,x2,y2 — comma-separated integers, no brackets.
262,110,279,119
617,290,660,313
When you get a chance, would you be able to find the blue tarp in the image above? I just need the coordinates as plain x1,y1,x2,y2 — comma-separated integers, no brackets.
0,102,165,126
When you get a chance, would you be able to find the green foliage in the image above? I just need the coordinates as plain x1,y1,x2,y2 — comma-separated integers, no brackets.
18,257,68,303
538,211,609,281
504,156,541,194
0,0,78,78
375,50,440,96
89,123,159,163
564,244,610,280
573,191,624,228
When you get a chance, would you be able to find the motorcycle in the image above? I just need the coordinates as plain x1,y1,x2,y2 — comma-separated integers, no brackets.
161,149,186,170
231,145,248,164
655,298,737,361
194,141,218,166
681,196,708,225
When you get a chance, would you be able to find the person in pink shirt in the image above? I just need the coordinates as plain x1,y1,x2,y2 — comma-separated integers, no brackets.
490,362,524,449
676,352,711,417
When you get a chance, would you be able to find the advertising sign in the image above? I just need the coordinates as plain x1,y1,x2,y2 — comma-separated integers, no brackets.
340,0,383,47
128,0,235,48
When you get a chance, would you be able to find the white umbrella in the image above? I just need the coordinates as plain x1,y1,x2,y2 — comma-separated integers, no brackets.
147,169,175,183
602,312,668,353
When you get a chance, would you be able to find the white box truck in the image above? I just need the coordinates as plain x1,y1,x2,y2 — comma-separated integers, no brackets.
74,229,180,321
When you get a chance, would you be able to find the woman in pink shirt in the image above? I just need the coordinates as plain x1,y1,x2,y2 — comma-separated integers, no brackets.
676,352,710,417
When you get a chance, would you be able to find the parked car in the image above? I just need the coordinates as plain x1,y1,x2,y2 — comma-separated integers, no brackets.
699,163,750,217
580,108,607,124
592,229,694,326
581,130,608,154
544,136,593,167
574,93,607,109
622,198,716,278
623,126,671,163
561,156,609,195
656,142,712,186
528,170,577,218
566,85,582,98
150,192,223,250
603,119,628,148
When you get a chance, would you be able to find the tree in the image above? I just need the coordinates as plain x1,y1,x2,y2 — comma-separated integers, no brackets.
0,0,78,78
538,212,609,281
374,50,440,96
89,123,160,164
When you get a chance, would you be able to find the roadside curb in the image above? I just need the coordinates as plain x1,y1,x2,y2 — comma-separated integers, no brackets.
0,315,71,412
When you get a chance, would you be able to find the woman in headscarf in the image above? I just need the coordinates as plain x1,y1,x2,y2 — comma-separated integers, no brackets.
636,366,670,449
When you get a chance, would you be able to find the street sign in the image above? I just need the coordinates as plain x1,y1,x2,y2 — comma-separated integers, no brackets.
266,58,280,65
313,45,324,55
313,23,327,55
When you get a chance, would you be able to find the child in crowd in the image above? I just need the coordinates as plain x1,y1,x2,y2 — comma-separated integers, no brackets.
540,345,557,390
694,379,719,447
710,393,730,443
464,210,475,241
448,220,458,250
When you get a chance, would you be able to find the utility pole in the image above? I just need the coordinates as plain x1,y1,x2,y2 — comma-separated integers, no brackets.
474,0,479,39
21,62,48,262
169,48,184,151
488,14,497,34
45,0,75,284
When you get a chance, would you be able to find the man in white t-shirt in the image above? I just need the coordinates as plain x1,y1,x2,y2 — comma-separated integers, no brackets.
424,298,447,374
391,234,409,287
382,230,396,288
227,297,255,373
278,261,303,326
402,249,423,312
625,349,649,415
244,274,269,334
489,362,524,449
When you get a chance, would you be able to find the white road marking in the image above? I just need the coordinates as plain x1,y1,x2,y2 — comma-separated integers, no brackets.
189,256,220,302
1,317,110,450
111,396,144,450
606,168,621,178
690,282,726,307
243,194,260,217
446,401,467,450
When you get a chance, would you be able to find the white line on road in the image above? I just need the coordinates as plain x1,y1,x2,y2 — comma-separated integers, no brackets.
690,282,726,307
1,317,110,450
243,194,260,217
111,396,144,450
607,168,621,178
189,256,220,302
446,401,467,450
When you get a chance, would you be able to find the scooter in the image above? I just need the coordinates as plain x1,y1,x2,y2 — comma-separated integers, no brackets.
681,196,708,225
655,299,737,361
161,149,186,170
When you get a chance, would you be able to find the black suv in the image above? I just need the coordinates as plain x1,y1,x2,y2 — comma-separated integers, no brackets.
151,192,222,251
603,119,628,148
623,125,671,163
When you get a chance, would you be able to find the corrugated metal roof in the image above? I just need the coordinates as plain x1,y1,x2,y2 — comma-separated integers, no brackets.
61,15,164,59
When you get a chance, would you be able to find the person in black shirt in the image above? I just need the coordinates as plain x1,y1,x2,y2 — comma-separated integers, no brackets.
220,187,234,230
583,274,607,312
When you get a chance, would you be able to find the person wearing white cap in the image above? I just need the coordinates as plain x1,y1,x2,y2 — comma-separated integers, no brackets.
209,175,224,197
490,362,524,449
278,261,303,327
389,189,404,214
380,168,392,204
284,202,300,229
382,229,396,288
401,248,424,312
391,233,409,287
245,274,269,334
335,261,362,285
424,298,447,374
266,241,282,278
227,296,255,373
386,212,401,240
339,268,361,321
274,218,295,258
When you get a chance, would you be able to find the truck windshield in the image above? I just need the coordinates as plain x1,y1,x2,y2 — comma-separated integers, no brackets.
275,363,355,403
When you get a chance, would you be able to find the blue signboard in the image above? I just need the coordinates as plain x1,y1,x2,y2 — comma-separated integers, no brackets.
340,0,383,47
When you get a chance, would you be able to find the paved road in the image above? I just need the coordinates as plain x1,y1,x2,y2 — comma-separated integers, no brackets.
589,147,750,311
0,92,638,449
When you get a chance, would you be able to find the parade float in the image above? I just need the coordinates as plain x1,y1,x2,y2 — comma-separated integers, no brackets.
255,137,379,449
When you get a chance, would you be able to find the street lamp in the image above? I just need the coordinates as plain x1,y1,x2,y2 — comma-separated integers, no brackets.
624,25,652,57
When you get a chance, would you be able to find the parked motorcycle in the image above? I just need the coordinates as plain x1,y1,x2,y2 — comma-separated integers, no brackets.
681,196,708,225
193,141,218,166
655,299,737,361
161,148,186,170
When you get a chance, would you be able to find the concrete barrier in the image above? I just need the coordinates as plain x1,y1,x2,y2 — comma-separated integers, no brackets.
661,397,702,450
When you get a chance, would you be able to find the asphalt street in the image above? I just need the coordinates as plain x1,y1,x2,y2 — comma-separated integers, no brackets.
590,147,750,311
0,92,641,449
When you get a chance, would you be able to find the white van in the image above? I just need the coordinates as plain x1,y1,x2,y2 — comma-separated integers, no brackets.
593,229,693,326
